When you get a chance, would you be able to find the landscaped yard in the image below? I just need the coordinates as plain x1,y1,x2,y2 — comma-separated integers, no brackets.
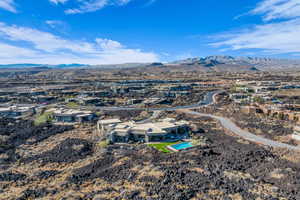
66,102,80,108
34,112,53,126
148,142,179,153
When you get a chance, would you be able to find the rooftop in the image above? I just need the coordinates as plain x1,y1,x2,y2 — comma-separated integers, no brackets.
52,108,93,116
100,118,189,135
98,118,122,125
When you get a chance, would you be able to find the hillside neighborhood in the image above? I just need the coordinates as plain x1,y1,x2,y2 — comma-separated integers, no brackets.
2,0,300,198
1,66,300,199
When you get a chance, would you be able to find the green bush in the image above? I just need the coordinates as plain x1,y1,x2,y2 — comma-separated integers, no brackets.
97,140,109,148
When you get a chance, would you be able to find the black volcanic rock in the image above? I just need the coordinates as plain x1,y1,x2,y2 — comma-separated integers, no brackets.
24,138,93,164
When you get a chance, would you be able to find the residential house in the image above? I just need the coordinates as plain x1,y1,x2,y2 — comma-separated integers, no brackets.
0,105,36,118
78,97,103,106
52,109,95,123
97,118,190,143
32,95,57,104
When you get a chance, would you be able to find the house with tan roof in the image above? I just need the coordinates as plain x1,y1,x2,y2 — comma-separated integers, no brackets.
97,118,190,143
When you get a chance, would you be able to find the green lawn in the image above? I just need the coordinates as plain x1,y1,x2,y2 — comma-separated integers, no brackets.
34,112,53,126
66,102,80,108
148,142,178,153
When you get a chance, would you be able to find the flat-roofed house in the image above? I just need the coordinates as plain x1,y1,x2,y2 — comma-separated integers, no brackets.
0,105,35,118
53,109,95,123
98,118,190,143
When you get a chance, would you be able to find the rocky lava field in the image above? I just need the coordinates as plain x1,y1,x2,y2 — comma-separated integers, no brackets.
0,116,300,200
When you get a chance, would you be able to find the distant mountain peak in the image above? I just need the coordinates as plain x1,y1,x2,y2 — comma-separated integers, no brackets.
171,55,300,70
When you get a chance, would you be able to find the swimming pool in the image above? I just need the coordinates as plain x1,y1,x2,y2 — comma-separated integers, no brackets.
168,142,194,151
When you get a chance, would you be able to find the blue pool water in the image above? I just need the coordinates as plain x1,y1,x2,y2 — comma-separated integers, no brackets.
170,142,193,150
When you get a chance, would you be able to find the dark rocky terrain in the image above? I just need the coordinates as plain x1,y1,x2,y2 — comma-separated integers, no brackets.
1,116,300,199
0,118,73,169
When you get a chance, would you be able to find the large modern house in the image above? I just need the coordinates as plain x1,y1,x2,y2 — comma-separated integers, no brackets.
52,108,95,123
0,105,36,118
97,118,190,143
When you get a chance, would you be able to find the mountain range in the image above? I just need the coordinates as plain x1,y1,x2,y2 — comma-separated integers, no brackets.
171,56,300,71
1,56,300,71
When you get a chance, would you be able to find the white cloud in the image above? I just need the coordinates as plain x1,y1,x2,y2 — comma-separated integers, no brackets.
0,22,158,64
211,0,300,55
46,20,60,25
252,0,300,21
211,19,300,54
0,22,95,53
64,0,132,14
65,0,107,14
50,0,68,4
96,38,123,50
0,42,37,58
0,48,158,65
45,20,64,28
0,0,17,13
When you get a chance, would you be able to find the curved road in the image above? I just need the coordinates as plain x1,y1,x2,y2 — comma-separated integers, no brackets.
91,91,217,111
185,111,300,151
95,90,300,150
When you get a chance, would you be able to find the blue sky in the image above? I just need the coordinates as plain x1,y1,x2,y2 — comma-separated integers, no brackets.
0,0,300,64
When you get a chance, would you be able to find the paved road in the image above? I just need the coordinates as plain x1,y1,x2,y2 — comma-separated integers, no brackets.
152,91,217,111
85,91,218,111
185,111,300,151
126,91,217,124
